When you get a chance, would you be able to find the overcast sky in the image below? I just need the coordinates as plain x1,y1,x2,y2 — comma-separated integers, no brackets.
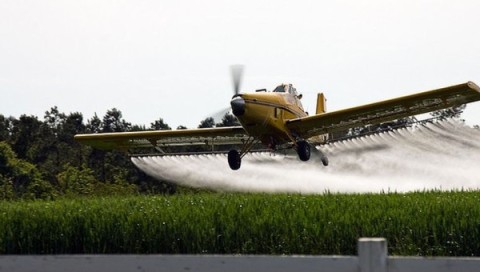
1,0,480,128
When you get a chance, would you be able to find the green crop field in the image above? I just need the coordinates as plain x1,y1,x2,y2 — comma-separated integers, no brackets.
1,191,480,256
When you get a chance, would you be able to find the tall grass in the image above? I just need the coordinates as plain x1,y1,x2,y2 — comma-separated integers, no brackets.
1,191,479,255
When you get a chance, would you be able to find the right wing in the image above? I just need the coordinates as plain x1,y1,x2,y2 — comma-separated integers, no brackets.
287,81,480,139
74,126,248,152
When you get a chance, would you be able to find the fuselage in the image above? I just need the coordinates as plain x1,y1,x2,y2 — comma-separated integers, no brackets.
231,84,307,148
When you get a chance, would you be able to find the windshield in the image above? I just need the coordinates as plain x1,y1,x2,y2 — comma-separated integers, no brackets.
273,84,298,96
272,85,286,92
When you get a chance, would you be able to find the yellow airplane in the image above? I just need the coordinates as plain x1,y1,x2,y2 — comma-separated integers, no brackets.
74,67,480,170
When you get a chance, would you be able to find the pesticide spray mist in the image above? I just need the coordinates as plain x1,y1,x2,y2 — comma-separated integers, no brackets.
132,119,480,194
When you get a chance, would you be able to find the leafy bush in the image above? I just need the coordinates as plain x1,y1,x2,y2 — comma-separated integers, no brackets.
0,141,56,200
57,164,97,196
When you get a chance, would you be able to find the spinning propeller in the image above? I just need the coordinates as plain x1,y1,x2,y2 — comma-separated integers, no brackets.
229,65,246,117
209,65,245,123
231,64,244,96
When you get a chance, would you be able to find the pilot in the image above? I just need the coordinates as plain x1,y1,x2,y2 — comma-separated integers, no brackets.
273,85,286,92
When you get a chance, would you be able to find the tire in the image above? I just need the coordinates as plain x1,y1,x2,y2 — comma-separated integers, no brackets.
297,140,311,161
321,156,329,166
228,149,241,170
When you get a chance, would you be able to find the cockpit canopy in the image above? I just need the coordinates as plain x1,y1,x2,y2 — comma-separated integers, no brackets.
272,84,298,96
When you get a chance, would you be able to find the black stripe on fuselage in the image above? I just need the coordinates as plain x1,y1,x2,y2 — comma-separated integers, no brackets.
243,99,306,118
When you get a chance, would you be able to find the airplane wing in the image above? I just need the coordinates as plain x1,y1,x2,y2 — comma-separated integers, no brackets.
74,126,248,152
286,81,480,139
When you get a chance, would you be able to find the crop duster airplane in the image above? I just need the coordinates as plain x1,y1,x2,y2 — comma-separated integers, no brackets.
75,67,480,170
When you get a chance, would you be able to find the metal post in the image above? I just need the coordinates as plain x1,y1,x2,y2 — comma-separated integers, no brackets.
358,237,387,272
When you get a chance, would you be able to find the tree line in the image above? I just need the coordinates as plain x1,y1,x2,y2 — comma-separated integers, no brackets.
0,107,239,200
0,104,471,200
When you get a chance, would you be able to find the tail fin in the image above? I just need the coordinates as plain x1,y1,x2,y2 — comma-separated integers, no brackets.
316,93,327,114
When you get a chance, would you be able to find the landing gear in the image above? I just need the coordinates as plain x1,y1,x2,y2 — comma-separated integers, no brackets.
227,136,258,170
228,149,241,170
320,154,329,166
296,140,329,166
296,140,311,161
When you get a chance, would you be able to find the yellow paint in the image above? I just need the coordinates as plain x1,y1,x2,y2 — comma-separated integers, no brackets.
234,89,308,147
316,93,327,114
74,81,480,153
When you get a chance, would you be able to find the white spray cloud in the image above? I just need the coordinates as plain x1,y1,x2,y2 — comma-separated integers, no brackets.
132,119,480,194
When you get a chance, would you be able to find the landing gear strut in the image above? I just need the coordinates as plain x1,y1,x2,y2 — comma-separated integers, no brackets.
227,136,257,170
297,140,329,166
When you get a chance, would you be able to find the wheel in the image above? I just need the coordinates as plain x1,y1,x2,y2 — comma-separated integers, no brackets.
321,155,329,166
296,140,311,161
316,148,329,166
228,149,241,170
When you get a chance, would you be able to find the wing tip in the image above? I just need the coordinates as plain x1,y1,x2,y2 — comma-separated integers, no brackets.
467,81,480,93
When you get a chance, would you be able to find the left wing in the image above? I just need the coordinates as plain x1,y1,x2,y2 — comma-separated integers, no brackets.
74,126,248,152
287,81,480,139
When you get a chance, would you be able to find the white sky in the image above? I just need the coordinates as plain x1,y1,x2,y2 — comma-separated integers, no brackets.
1,0,480,128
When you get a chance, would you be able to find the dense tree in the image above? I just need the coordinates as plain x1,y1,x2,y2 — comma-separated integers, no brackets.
87,113,102,133
0,114,14,142
131,124,146,131
52,112,88,174
0,142,56,199
9,115,43,160
215,113,240,127
151,118,171,130
84,109,128,183
198,117,215,128
102,108,131,133
44,106,66,135
0,107,182,199
60,112,86,143
57,164,97,196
